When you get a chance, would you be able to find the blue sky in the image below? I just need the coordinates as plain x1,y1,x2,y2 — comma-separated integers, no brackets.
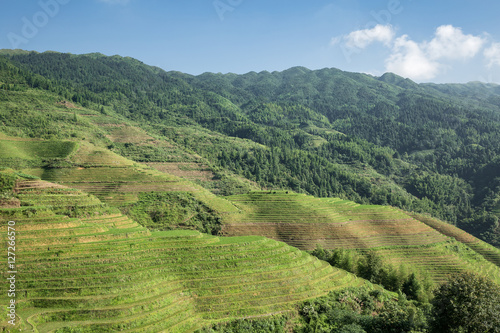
1,0,500,83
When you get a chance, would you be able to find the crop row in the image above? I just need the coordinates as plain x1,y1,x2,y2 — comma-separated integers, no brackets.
412,213,500,269
222,221,448,251
1,179,370,332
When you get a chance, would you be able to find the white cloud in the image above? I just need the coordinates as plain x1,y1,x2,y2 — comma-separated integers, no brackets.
426,25,485,60
333,24,493,81
344,24,395,49
330,36,342,46
386,35,440,80
384,25,486,81
484,42,500,67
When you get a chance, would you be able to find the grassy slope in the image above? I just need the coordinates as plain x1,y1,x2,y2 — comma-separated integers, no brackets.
0,177,364,332
0,65,257,197
1,92,499,288
8,134,239,217
223,191,500,285
2,51,500,248
411,213,500,268
0,139,77,160
4,132,498,287
0,77,251,210
1,54,500,330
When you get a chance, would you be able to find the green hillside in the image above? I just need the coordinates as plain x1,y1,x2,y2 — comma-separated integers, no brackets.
0,138,77,161
1,50,498,247
223,191,500,285
1,50,500,331
0,176,362,332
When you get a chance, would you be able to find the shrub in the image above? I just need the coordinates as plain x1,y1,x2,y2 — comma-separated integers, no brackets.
0,172,17,191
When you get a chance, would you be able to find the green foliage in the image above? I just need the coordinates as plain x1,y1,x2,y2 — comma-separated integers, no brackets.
312,246,361,274
311,247,431,297
1,176,349,332
0,171,16,192
337,324,366,333
370,292,430,333
196,316,288,333
294,288,429,333
402,273,422,301
1,51,500,247
14,171,40,180
0,48,499,329
122,191,222,234
430,272,500,333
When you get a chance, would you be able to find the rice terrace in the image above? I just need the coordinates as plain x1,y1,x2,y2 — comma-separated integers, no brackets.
1,47,500,332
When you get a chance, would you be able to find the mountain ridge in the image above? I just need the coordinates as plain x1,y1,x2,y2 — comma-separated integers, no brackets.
1,50,500,331
1,50,499,249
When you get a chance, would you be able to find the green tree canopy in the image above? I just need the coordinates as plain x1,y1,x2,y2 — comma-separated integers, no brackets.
431,272,500,333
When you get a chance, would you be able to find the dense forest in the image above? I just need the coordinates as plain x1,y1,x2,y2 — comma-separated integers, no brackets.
0,50,499,247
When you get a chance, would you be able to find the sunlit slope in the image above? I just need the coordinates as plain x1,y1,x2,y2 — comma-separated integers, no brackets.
0,137,78,161
224,192,500,284
0,131,238,216
19,139,197,206
0,179,361,332
224,191,448,249
412,213,500,268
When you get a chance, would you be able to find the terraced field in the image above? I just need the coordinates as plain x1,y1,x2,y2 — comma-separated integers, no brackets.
103,124,156,144
31,166,200,206
374,243,500,284
146,162,215,182
100,124,203,164
224,192,448,250
0,180,362,332
223,192,500,284
412,213,500,269
98,124,249,195
0,136,78,169
5,134,238,215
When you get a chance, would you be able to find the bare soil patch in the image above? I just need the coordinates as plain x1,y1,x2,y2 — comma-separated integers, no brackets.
56,100,79,109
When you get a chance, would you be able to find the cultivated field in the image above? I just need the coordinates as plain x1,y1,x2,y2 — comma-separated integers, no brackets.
0,179,364,332
223,192,448,250
412,213,500,269
223,192,500,284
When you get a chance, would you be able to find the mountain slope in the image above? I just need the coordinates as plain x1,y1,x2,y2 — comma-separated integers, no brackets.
2,51,500,331
0,175,361,332
223,191,500,285
2,50,498,246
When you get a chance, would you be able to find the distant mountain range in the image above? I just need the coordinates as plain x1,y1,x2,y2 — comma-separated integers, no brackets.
1,49,500,332
1,49,498,247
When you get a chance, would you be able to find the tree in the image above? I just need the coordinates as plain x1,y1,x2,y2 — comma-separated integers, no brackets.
402,273,422,301
338,324,366,333
357,250,383,284
430,272,500,333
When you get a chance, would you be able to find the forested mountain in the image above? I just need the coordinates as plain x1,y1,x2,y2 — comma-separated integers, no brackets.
1,50,499,247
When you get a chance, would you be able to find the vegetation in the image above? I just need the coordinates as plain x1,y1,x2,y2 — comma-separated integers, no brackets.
430,272,500,333
223,191,500,286
312,247,432,300
196,316,289,333
1,50,498,246
0,171,16,191
123,191,222,234
294,287,429,333
194,273,500,333
1,50,500,332
0,175,357,332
